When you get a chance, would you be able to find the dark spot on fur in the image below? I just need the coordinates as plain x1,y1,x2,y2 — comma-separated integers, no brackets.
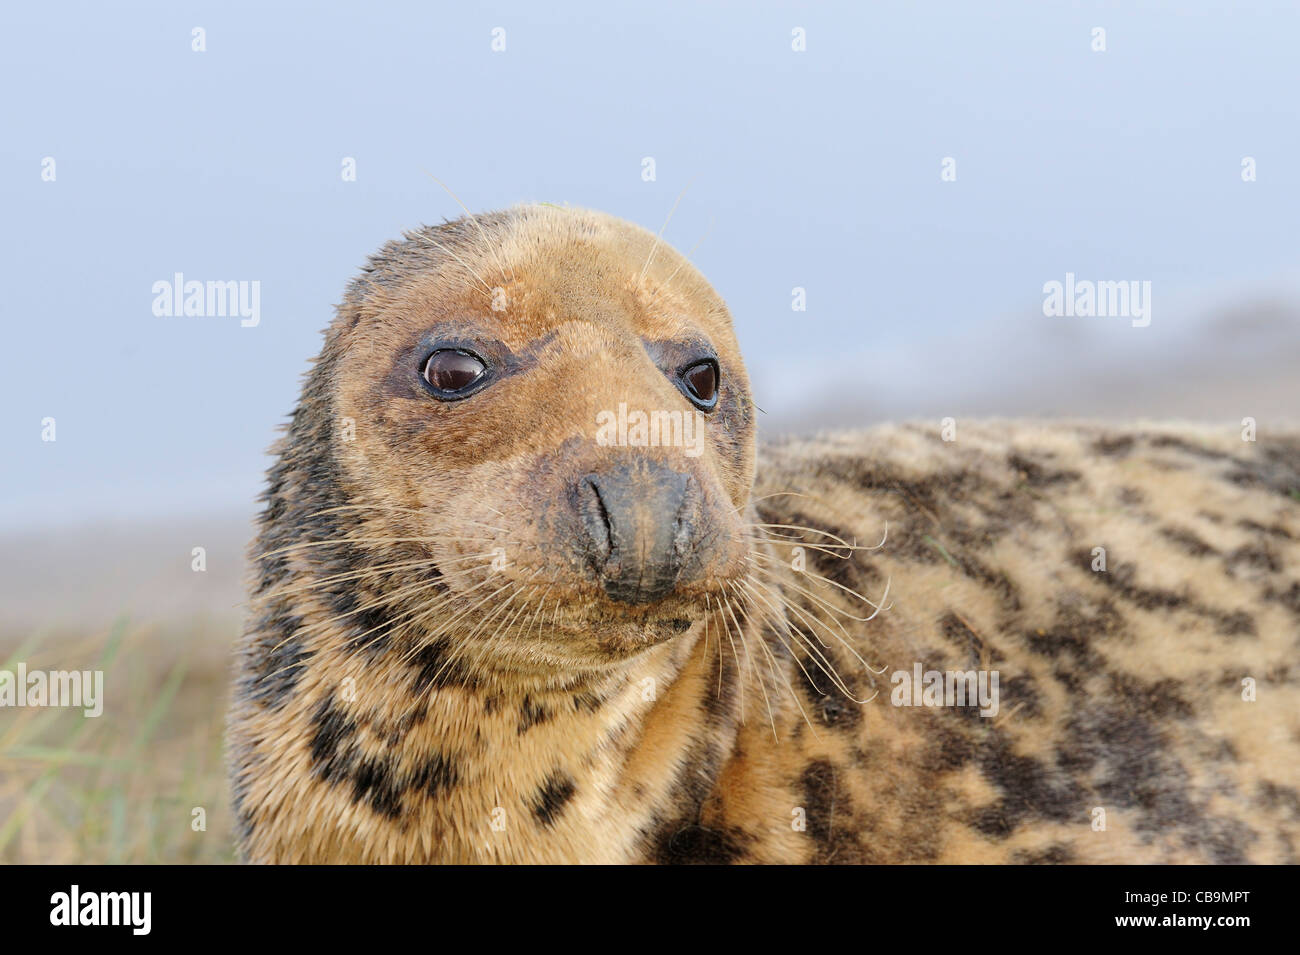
954,553,1022,613
1206,737,1239,764
1264,581,1300,620
1093,434,1135,457
939,611,986,666
1258,781,1300,820
775,460,1034,570
531,772,576,827
408,639,470,694
1226,543,1282,575
308,698,358,785
1238,518,1294,540
642,734,741,863
322,546,428,658
1008,452,1080,488
650,820,750,864
1024,591,1122,672
352,758,402,818
1108,673,1192,720
1015,844,1075,864
1076,553,1254,635
411,752,460,798
768,507,885,593
1198,818,1256,864
702,640,740,726
1214,608,1256,637
810,691,862,730
1147,434,1237,463
1061,702,1197,835
1087,557,1187,611
800,759,863,863
1027,626,1094,663
245,607,312,708
1161,526,1217,557
1052,663,1085,694
1225,441,1300,499
1000,674,1043,719
517,695,553,734
971,739,1076,838
1118,486,1147,508
926,724,976,771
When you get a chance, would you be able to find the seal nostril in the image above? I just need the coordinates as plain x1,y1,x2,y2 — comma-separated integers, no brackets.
576,464,696,605
671,474,698,558
579,475,614,564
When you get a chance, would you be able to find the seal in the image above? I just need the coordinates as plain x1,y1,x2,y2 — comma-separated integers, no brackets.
227,204,1300,863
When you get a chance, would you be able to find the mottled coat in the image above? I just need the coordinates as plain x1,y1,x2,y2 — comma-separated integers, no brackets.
227,206,1300,863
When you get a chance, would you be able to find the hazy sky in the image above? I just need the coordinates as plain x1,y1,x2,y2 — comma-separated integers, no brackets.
3,0,1298,531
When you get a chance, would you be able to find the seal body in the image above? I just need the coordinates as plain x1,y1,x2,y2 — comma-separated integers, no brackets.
227,206,1300,863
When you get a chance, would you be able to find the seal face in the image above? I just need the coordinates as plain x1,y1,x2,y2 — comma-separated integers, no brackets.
228,205,1300,865
330,205,755,665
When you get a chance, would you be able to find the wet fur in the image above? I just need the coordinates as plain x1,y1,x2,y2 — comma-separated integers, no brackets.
227,205,1300,863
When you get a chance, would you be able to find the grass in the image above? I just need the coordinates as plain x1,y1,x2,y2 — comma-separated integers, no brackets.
0,616,236,863
922,533,959,568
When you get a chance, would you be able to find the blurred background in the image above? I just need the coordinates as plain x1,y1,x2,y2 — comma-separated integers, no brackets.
0,0,1296,861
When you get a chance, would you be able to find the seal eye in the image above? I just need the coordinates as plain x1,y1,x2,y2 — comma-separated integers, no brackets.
422,349,487,398
681,360,719,409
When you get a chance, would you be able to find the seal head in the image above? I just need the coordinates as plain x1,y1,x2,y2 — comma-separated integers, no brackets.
323,204,756,668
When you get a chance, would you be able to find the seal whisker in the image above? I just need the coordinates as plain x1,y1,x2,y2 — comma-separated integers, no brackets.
745,550,888,615
733,574,853,701
340,572,508,662
739,536,856,560
724,581,783,742
732,578,824,741
440,577,540,689
294,503,515,536
741,563,885,684
254,536,509,561
746,555,886,619
460,575,548,684
391,574,530,684
420,171,514,282
710,592,745,723
750,560,895,632
284,561,491,641
255,570,482,676
410,231,494,294
645,214,715,309
637,180,693,284
734,575,864,702
719,587,761,728
257,550,499,603
745,522,859,552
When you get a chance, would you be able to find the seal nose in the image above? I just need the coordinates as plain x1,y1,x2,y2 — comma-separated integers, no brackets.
577,462,694,604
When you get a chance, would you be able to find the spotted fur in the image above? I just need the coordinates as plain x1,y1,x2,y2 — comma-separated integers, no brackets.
227,205,1300,863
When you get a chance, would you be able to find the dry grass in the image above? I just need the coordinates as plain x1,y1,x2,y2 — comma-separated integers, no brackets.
0,616,237,863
